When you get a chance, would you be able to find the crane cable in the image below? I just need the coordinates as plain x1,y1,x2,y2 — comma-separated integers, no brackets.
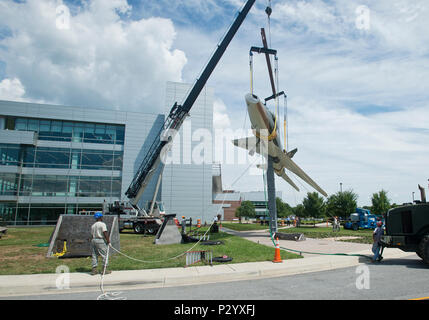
250,54,279,142
283,93,288,152
249,52,254,95
249,0,278,142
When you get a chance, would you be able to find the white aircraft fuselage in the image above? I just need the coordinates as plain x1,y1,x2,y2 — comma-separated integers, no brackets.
233,93,327,197
245,93,283,163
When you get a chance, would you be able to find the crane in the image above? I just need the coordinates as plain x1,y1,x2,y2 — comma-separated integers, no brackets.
109,0,257,235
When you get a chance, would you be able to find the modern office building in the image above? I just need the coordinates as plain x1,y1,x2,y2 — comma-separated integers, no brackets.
212,190,283,221
162,82,214,222
240,191,283,217
0,82,215,225
211,163,283,220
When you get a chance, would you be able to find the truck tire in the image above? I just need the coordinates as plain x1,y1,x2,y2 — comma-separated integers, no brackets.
134,223,144,234
146,224,159,235
418,235,429,265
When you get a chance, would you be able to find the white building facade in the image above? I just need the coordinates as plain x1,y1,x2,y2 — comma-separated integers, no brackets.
0,81,215,225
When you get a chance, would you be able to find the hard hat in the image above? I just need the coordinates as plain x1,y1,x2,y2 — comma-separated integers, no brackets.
376,221,383,227
94,212,103,219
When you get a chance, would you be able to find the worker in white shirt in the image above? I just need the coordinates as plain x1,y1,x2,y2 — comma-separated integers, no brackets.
90,212,111,275
372,220,384,262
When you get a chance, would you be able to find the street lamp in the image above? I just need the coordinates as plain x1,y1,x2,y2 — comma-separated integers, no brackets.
412,192,415,202
340,183,343,193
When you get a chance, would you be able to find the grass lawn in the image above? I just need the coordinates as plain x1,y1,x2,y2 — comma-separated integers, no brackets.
0,226,301,275
221,222,270,231
279,227,374,244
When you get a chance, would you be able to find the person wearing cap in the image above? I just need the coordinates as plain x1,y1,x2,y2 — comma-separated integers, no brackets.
372,220,384,262
90,212,111,275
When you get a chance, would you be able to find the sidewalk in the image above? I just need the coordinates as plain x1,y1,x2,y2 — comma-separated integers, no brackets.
221,227,371,258
0,231,413,298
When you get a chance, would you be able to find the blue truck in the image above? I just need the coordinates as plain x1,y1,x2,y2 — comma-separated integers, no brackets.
344,208,381,231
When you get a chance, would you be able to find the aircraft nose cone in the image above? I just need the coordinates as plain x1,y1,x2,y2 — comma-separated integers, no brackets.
245,93,260,115
245,93,259,104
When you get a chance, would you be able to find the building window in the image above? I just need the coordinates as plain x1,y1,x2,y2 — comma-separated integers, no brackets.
0,144,20,166
0,173,19,196
35,147,70,169
77,176,121,198
13,117,125,145
81,149,113,170
18,174,121,198
18,146,123,171
0,202,16,223
15,118,27,130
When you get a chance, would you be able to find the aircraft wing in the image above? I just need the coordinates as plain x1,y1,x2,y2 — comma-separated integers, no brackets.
256,165,300,192
277,150,328,197
279,170,300,192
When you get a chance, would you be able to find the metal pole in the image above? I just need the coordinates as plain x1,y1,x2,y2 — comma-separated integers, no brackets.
267,156,277,235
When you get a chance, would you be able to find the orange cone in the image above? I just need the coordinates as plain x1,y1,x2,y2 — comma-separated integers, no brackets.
272,237,283,263
197,219,201,228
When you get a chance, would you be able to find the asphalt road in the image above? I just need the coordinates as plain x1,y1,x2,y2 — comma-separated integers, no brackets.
4,254,428,301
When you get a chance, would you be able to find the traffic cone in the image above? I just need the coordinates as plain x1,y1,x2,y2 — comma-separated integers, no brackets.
197,219,201,228
272,237,283,263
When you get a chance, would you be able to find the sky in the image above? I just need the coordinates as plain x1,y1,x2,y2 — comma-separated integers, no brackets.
0,0,429,207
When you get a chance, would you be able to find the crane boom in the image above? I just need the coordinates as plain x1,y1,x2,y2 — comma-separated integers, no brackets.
125,0,256,206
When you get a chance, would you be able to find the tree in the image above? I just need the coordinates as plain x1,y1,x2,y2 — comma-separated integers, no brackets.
326,190,358,219
390,203,399,209
302,192,326,218
371,190,391,216
235,201,256,222
276,197,293,218
293,204,305,217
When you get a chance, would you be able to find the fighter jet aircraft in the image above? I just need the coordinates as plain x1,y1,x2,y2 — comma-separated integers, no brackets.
232,93,328,197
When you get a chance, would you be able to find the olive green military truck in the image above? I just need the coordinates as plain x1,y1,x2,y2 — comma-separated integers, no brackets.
381,185,429,265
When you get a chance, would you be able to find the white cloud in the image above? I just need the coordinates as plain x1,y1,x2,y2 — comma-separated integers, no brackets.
1,0,428,206
275,0,346,36
213,98,232,130
0,78,26,101
0,0,187,112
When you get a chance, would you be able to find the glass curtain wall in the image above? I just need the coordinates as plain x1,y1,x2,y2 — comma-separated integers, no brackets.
14,117,125,144
0,116,125,225
0,202,104,225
